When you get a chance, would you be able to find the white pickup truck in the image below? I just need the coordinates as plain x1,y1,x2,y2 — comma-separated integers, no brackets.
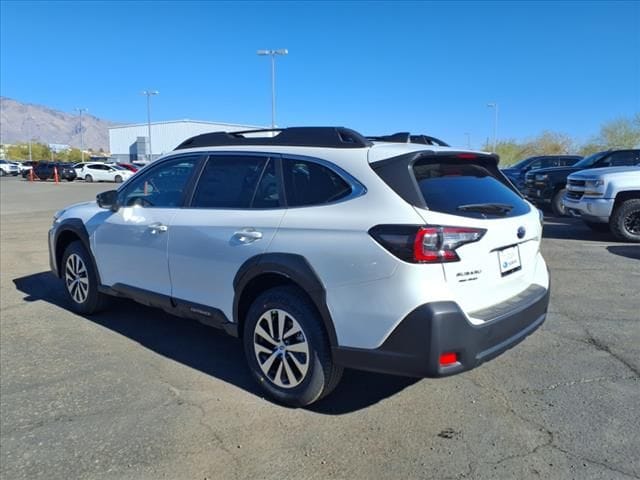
563,166,640,242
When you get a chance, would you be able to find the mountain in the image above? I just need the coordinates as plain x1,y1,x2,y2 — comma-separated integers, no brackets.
0,97,119,152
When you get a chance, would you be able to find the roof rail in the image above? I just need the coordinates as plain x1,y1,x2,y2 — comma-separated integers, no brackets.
174,127,372,150
366,132,449,147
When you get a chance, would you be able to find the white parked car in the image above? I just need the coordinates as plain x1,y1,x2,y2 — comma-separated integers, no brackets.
48,127,550,406
0,160,20,176
13,161,33,174
76,162,134,183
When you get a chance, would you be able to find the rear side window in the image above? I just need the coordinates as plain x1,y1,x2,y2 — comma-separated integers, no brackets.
608,151,639,166
413,159,530,218
282,158,352,207
191,155,269,209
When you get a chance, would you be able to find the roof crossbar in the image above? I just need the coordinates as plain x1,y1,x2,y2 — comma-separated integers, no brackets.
366,132,449,147
174,127,372,150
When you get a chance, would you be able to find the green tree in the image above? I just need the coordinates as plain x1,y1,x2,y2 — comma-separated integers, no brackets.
526,131,575,156
578,141,606,156
596,114,640,149
6,142,52,161
66,148,83,162
6,144,29,160
485,140,535,166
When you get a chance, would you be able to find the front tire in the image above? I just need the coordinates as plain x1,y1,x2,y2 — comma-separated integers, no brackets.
85,174,93,183
551,188,567,216
610,199,640,243
61,241,109,314
243,286,343,407
114,175,123,183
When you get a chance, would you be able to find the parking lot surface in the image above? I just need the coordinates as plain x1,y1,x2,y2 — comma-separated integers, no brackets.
1,176,639,479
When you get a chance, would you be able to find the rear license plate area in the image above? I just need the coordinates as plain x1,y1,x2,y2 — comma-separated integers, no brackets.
498,245,522,276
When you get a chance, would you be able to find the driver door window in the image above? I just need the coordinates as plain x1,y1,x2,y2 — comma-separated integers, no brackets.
119,156,199,208
526,160,541,171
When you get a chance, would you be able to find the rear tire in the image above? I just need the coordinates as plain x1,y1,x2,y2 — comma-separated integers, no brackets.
610,199,640,243
61,241,109,314
243,286,343,407
551,189,567,217
583,221,610,233
85,174,93,183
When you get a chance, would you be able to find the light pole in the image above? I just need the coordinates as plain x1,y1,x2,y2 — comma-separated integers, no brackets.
464,132,471,149
75,108,88,161
487,102,499,152
142,90,159,161
257,49,288,128
27,119,32,161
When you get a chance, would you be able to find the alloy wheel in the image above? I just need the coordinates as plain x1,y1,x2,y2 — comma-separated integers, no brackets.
65,253,89,304
253,309,310,389
624,210,640,235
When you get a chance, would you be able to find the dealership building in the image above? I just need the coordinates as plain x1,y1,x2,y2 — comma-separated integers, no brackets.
108,119,264,162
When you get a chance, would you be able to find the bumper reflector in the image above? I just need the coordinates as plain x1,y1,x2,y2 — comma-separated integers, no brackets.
439,352,458,366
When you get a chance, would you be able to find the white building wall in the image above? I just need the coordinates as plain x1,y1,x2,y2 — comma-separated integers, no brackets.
109,120,264,159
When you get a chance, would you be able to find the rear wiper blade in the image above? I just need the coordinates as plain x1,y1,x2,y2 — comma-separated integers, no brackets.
457,203,514,215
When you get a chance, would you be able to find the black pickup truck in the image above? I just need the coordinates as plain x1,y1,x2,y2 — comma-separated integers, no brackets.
501,155,582,192
524,149,640,215
26,162,77,181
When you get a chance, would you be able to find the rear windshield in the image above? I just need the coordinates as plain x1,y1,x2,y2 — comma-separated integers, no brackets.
413,158,530,219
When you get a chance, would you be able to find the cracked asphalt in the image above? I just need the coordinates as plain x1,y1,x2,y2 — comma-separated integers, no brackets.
1,176,639,479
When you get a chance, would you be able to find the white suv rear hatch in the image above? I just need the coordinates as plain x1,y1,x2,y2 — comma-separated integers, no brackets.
411,155,544,316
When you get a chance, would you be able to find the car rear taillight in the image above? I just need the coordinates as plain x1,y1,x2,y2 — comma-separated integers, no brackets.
369,225,486,263
414,226,485,263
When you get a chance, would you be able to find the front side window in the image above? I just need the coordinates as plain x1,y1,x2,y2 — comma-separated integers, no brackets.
282,158,352,207
528,159,542,170
191,155,269,209
119,156,199,208
574,151,609,168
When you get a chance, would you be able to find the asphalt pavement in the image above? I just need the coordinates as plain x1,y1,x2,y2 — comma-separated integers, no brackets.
1,175,639,480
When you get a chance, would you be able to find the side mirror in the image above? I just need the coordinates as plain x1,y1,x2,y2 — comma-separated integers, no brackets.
96,190,119,212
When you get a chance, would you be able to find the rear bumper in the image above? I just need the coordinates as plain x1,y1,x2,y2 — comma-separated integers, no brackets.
333,284,549,378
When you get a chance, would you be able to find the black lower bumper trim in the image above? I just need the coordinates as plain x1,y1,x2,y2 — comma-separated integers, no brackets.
333,284,550,378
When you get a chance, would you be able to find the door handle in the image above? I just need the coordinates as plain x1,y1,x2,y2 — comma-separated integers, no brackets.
148,222,168,234
233,228,263,243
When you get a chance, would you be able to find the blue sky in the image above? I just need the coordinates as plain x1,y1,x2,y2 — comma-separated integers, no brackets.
1,0,638,148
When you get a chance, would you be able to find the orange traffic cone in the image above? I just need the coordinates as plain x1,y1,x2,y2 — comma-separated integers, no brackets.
29,168,34,182
54,166,60,184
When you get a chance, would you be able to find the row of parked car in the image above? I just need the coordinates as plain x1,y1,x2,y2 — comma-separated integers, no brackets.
502,149,640,242
0,160,142,182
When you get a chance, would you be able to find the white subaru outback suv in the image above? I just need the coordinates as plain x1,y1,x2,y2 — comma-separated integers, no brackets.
49,127,550,406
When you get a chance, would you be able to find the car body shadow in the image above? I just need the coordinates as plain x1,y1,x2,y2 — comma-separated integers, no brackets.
606,245,640,260
13,271,418,414
542,215,619,242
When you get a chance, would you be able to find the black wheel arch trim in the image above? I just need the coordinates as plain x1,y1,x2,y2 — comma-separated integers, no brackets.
54,219,102,284
233,253,338,347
